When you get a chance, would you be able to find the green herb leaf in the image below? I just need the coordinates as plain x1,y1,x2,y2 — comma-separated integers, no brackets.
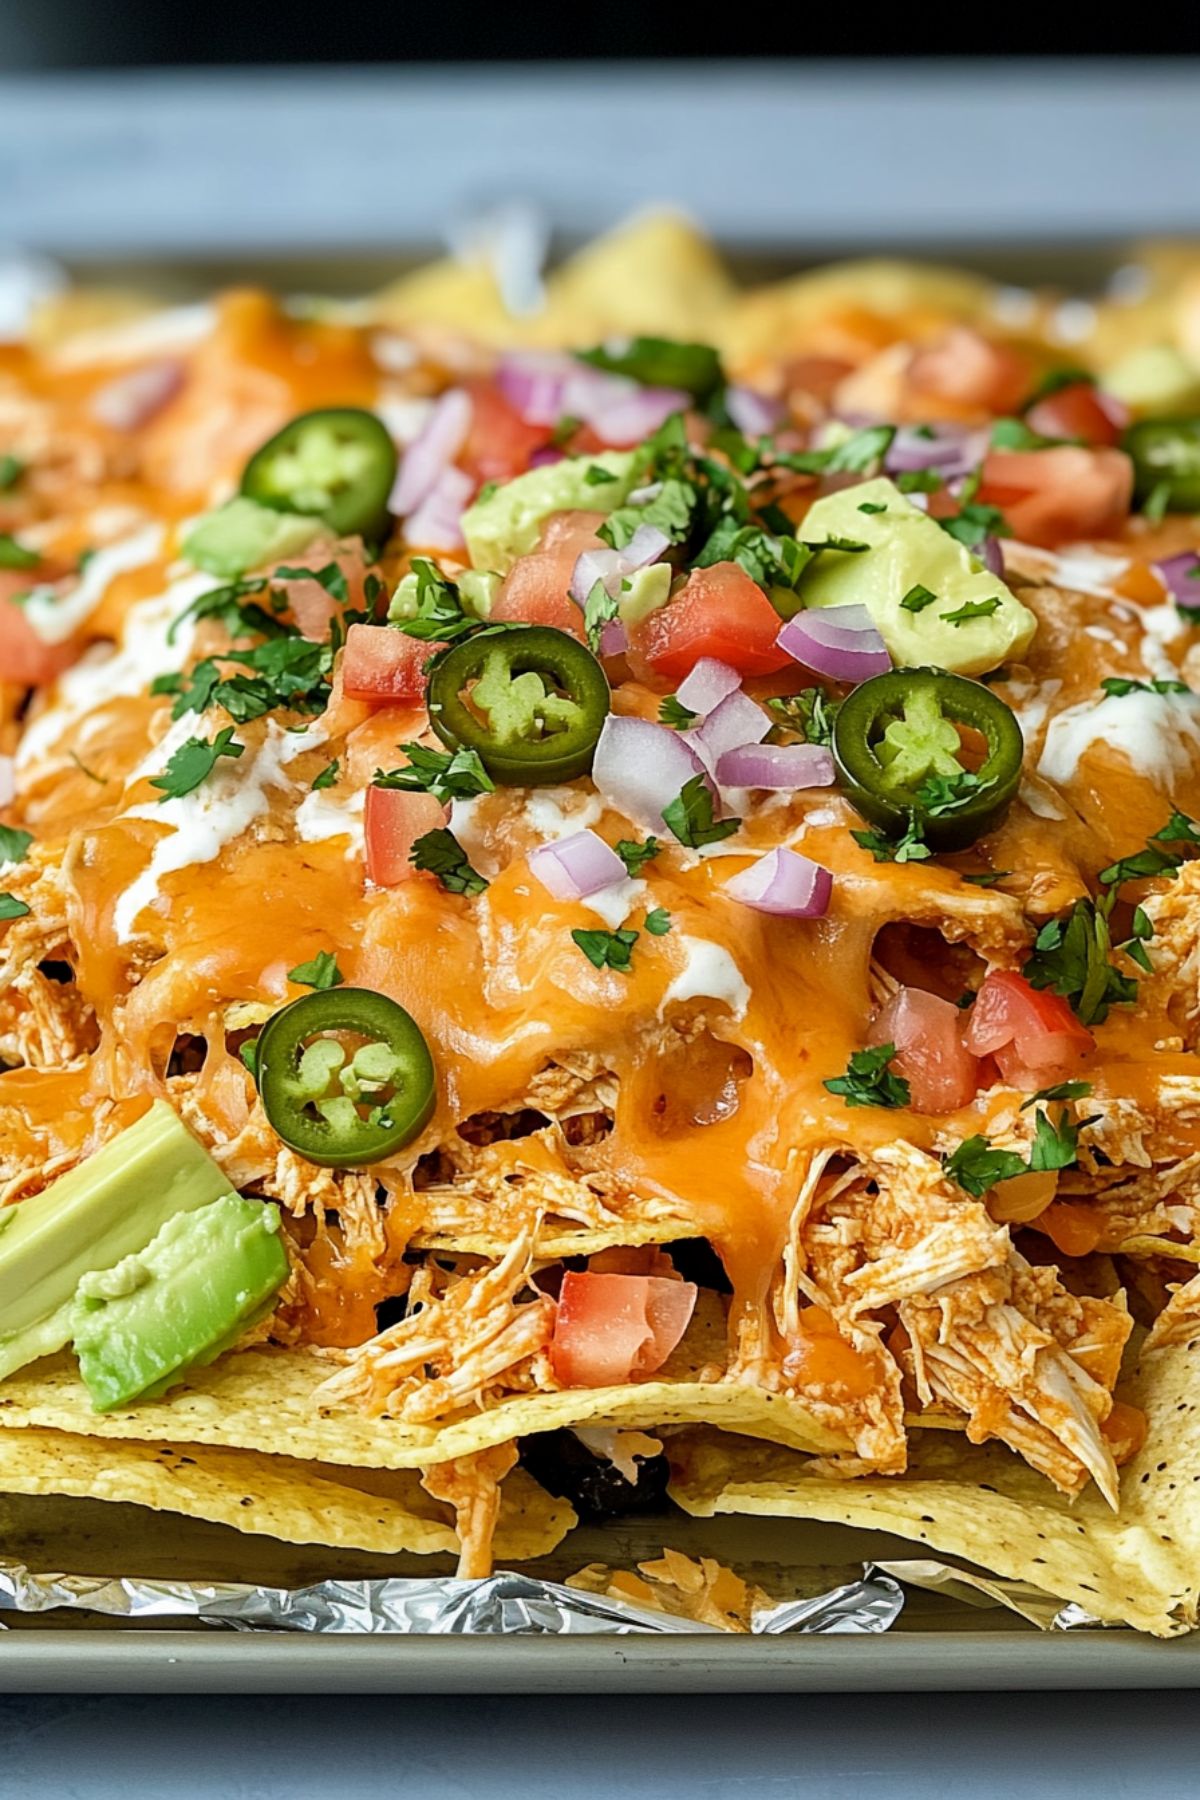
659,695,699,729
824,1042,911,1109
571,925,640,972
238,1038,260,1080
395,558,477,643
1151,811,1200,846
851,818,931,864
584,464,618,486
576,336,723,401
1024,366,1094,407
938,503,1010,550
1097,845,1182,887
374,743,495,805
599,476,698,553
274,561,350,604
149,726,244,802
0,534,39,571
0,455,24,491
583,579,619,654
169,636,333,723
895,469,943,495
311,759,340,791
1023,897,1136,1025
0,891,29,922
900,583,938,614
287,950,344,990
767,687,840,747
1027,1105,1091,1174
551,414,583,449
168,576,294,646
0,826,33,865
940,596,1002,627
962,869,1012,888
913,769,990,817
1100,676,1190,698
409,828,488,895
857,500,888,515
774,424,896,478
1021,1080,1093,1109
943,1135,1027,1197
644,907,672,935
662,774,740,848
615,836,661,877
1143,482,1172,525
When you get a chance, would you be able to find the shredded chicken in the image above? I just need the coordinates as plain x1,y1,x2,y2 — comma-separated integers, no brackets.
420,1442,519,1579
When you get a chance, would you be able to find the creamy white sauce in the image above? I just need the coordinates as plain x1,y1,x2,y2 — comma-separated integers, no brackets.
376,393,435,447
1007,676,1063,753
661,936,750,1019
20,523,164,645
1137,601,1189,683
114,725,300,942
1019,780,1067,821
16,566,213,774
1039,690,1200,791
523,788,604,841
571,1427,663,1483
580,876,644,929
371,332,419,374
294,783,366,856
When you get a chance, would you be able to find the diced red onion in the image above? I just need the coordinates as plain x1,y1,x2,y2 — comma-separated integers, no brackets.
722,847,832,918
686,690,769,771
529,829,627,901
569,523,671,606
599,619,629,658
390,387,472,516
627,480,663,506
592,714,712,832
402,464,472,552
91,359,184,431
716,741,836,789
495,352,688,448
725,384,784,438
586,387,691,448
776,605,891,683
979,534,1005,578
675,657,742,716
1153,551,1200,611
886,424,984,480
496,352,573,427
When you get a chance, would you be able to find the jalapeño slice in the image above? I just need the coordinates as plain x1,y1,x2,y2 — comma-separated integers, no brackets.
240,407,398,540
255,987,435,1168
427,624,611,785
831,667,1023,852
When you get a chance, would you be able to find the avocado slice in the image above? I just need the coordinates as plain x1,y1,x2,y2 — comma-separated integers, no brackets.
0,1102,233,1382
72,1193,288,1411
461,450,638,572
181,496,325,579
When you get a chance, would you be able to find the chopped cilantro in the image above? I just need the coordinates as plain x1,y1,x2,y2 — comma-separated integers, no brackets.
409,827,488,895
576,336,723,402
599,476,697,553
824,1042,911,1110
168,636,333,723
615,836,661,877
584,464,618,486
0,455,24,491
0,826,33,865
287,951,344,990
1024,366,1093,407
943,1134,1026,1196
913,769,990,816
857,500,888,515
571,925,640,972
662,775,740,849
962,869,1012,888
644,907,672,935
901,583,938,614
851,818,931,864
0,893,30,921
989,417,1064,451
767,687,840,747
583,579,619,654
940,596,1002,627
239,1039,259,1080
1152,811,1200,846
659,695,699,730
1100,676,1190,698
775,424,896,478
311,759,340,790
393,558,477,642
149,727,244,802
551,414,583,449
1021,1080,1093,1109
0,534,39,571
895,469,943,495
693,519,817,593
168,576,293,646
1022,898,1136,1026
938,503,1010,551
1143,481,1172,525
373,743,495,805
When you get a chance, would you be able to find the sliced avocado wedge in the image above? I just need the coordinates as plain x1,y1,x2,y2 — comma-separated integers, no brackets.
181,496,325,579
72,1193,288,1411
461,450,638,572
0,1102,232,1382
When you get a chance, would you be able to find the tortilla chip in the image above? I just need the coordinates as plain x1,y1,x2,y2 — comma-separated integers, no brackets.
0,1297,843,1471
0,1426,572,1559
668,1325,1200,1636
538,212,735,346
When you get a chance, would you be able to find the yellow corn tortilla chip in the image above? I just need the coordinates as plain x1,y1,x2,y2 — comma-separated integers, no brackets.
0,1297,844,1471
412,1214,696,1261
0,1426,572,1560
668,1325,1200,1636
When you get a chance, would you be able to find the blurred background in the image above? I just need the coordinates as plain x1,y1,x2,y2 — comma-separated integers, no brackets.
1,13,1199,295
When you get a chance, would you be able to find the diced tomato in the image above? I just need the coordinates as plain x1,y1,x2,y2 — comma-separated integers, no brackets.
273,539,376,641
909,327,1030,415
0,570,79,687
1025,382,1128,448
490,510,602,640
965,969,1095,1088
629,562,792,685
459,379,549,487
867,986,981,1114
550,1272,697,1388
341,624,437,705
364,785,447,887
978,446,1133,548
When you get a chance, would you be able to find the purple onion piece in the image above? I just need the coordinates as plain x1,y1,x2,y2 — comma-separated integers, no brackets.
402,464,472,553
592,714,712,833
528,830,628,902
675,657,743,716
390,387,473,515
722,847,833,918
1153,551,1200,612
716,742,836,790
776,605,892,683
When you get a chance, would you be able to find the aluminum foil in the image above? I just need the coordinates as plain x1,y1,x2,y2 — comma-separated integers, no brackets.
0,1558,904,1636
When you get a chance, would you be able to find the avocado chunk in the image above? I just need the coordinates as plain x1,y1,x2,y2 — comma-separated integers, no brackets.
798,477,1038,677
461,451,639,573
0,1102,234,1382
181,496,325,579
1103,345,1200,416
72,1193,288,1411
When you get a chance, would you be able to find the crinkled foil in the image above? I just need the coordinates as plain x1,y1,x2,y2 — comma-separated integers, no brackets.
870,1560,1103,1631
0,1559,904,1636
